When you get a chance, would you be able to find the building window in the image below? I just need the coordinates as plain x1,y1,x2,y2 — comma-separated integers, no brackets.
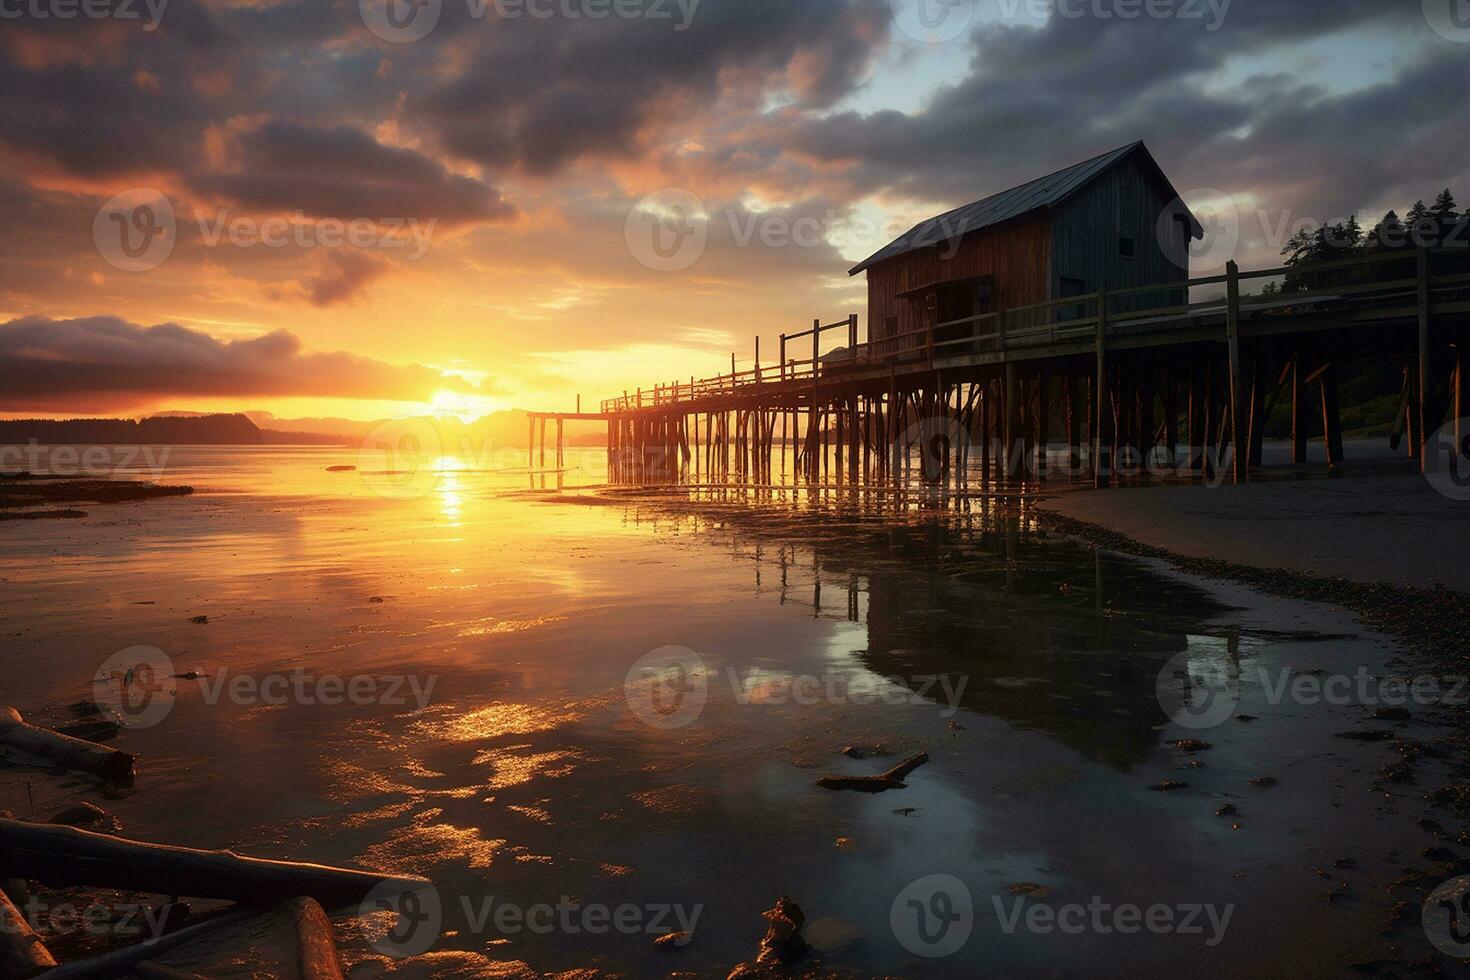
1118,235,1136,260
1058,277,1087,321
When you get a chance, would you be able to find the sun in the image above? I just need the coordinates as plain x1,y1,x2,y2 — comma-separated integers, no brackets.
429,390,499,423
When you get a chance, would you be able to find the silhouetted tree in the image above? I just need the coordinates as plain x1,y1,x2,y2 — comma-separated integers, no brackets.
1366,210,1405,252
1431,189,1460,226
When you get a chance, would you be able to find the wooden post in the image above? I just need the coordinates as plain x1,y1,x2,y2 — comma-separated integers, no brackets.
1094,290,1110,488
1163,369,1179,472
1005,362,1019,480
528,416,535,468
1186,365,1202,471
1321,364,1344,466
1418,245,1432,474
1457,332,1466,455
1036,365,1050,481
556,418,564,471
1137,362,1155,472
755,336,761,383
812,319,821,481
1247,356,1267,468
1226,260,1246,483
1291,355,1308,464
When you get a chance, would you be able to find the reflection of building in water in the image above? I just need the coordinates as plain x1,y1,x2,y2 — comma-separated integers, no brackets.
645,500,1240,771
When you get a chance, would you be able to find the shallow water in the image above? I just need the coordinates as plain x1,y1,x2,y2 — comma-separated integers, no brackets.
0,448,1462,977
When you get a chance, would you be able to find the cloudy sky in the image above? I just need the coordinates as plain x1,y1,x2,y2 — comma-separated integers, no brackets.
2,0,1467,420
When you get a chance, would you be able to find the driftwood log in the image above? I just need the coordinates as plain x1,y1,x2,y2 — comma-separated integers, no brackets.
816,751,930,793
0,886,56,979
37,909,253,980
0,706,134,782
43,898,344,980
0,819,430,909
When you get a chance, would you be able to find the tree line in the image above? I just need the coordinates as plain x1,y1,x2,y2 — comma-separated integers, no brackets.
1273,189,1465,293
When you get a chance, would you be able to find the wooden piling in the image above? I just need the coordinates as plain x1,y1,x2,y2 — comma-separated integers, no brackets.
1418,246,1432,474
1094,290,1110,488
1225,260,1246,484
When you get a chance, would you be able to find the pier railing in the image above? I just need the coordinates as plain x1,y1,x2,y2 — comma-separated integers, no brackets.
600,247,1470,414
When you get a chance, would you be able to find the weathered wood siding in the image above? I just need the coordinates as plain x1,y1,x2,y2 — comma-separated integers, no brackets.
866,211,1052,352
1049,154,1191,308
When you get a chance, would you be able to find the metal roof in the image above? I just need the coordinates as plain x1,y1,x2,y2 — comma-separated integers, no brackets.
848,141,1200,276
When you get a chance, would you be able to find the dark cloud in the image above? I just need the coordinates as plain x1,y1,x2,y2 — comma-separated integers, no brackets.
0,316,478,411
415,0,890,174
186,121,515,224
254,249,394,307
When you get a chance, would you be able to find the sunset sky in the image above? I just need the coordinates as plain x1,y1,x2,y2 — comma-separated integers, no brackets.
2,0,1467,422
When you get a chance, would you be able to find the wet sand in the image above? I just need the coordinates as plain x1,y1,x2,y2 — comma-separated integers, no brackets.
1,448,1467,977
1040,472,1470,593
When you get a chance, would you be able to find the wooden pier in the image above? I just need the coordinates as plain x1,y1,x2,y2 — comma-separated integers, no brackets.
587,248,1470,492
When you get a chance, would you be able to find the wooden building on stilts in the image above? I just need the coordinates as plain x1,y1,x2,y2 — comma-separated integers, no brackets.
565,140,1470,495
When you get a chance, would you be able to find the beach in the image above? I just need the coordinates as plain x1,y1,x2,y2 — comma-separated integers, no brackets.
0,447,1466,976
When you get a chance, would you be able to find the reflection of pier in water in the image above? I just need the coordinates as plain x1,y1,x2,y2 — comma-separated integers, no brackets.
618,495,1246,770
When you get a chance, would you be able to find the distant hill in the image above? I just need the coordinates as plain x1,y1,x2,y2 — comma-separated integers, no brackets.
2,409,608,450
247,410,604,450
0,414,264,445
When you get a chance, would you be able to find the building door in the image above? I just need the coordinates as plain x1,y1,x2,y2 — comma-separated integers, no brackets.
934,278,993,356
